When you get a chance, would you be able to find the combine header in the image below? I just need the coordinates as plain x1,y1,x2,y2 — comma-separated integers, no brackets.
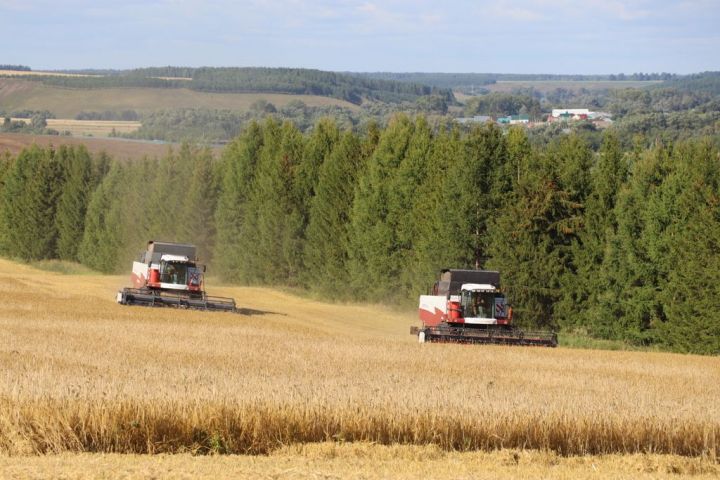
116,241,237,312
411,269,557,347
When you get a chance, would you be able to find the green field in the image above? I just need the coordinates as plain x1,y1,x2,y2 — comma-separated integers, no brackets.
0,78,359,118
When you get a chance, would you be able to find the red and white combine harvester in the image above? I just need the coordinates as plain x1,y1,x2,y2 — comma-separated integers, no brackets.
411,269,557,347
116,241,237,312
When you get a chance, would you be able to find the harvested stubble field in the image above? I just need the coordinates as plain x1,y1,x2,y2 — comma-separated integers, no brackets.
10,118,141,137
0,259,718,478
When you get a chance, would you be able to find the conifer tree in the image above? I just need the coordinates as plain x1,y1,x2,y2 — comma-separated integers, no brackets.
0,153,12,253
245,118,305,284
78,162,125,272
655,140,720,353
348,114,415,300
179,148,218,264
16,146,64,260
56,146,93,261
0,150,30,256
392,116,434,298
214,121,264,282
303,131,363,295
569,132,628,331
407,124,462,295
147,144,194,241
438,123,507,270
593,143,672,343
487,140,586,329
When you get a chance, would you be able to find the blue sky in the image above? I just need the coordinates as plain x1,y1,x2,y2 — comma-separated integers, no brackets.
0,0,718,74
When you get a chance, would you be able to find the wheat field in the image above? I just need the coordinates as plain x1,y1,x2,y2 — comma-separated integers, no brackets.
0,258,718,477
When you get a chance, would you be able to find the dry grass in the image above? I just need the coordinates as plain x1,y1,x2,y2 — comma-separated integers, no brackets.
2,443,719,479
0,78,359,118
0,258,718,462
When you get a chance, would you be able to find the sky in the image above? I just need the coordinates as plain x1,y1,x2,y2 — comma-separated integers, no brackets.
0,0,718,74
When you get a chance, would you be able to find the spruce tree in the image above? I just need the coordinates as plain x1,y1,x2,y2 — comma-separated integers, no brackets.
392,116,434,298
348,114,415,300
407,124,462,295
437,123,508,271
303,130,366,296
594,143,672,343
655,140,720,353
487,141,586,329
244,118,304,284
570,132,628,332
179,148,218,264
78,162,125,272
56,146,93,261
214,121,264,282
16,146,64,260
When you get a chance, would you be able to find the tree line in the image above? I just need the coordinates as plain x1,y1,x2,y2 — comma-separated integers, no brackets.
0,117,718,354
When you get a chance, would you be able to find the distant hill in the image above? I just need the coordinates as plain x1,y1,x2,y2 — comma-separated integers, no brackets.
655,71,720,95
0,77,359,118
2,67,453,105
351,72,678,90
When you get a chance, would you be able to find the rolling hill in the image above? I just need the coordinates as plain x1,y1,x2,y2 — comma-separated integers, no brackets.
0,77,359,118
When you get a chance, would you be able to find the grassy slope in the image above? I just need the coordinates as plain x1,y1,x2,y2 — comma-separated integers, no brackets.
0,78,359,118
0,259,718,476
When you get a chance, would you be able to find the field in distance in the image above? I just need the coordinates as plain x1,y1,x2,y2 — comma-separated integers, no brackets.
0,259,718,477
0,78,360,118
10,118,141,136
0,69,97,78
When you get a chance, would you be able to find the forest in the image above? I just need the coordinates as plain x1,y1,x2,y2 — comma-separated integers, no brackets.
0,116,718,354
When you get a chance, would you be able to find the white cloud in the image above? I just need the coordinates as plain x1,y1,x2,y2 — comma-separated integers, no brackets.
584,0,650,20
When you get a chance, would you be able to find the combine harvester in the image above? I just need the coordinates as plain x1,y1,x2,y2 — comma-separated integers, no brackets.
411,269,557,347
116,241,237,312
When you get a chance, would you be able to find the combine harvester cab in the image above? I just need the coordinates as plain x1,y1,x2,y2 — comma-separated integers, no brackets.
116,241,237,312
412,269,557,347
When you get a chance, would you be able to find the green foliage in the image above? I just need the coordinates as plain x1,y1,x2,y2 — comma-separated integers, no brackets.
56,146,94,261
348,114,417,300
0,146,64,260
464,93,542,118
214,122,264,282
179,148,218,264
78,162,126,272
303,131,364,296
2,114,720,354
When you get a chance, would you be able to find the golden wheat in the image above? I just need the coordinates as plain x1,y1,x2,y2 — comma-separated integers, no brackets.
0,259,718,459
